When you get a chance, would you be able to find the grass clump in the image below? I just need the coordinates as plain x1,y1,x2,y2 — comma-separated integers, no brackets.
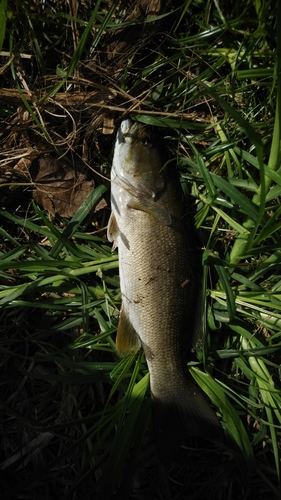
0,1,280,499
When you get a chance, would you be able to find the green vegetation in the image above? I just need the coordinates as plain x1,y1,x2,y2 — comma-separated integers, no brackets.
0,1,280,499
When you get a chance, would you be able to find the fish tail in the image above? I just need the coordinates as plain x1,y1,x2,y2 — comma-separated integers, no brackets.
151,381,222,464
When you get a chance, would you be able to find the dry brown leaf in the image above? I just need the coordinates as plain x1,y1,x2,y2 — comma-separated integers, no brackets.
33,157,95,217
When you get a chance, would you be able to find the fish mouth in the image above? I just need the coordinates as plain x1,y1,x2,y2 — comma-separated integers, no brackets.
116,118,134,145
116,118,155,150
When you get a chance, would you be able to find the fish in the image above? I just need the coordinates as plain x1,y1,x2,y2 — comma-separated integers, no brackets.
107,118,221,464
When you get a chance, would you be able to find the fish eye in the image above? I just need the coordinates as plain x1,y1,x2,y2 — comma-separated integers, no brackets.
143,137,153,148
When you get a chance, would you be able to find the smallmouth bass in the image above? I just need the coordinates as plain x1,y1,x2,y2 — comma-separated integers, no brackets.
108,118,221,463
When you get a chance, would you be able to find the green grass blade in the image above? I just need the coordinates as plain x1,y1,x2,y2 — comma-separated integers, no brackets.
0,0,7,52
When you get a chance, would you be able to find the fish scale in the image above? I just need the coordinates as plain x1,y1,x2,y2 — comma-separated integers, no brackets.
108,118,221,463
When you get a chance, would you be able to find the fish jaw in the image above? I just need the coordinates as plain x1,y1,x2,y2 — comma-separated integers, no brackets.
115,117,133,147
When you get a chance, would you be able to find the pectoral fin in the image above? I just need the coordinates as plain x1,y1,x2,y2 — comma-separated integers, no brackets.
107,212,119,248
116,307,141,356
128,198,172,226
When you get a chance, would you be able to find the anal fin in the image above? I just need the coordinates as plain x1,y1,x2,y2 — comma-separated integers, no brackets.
116,307,141,356
107,212,119,248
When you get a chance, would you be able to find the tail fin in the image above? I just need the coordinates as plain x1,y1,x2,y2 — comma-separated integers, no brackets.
151,382,222,465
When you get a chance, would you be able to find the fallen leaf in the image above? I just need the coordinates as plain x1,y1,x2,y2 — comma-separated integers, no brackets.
33,157,95,217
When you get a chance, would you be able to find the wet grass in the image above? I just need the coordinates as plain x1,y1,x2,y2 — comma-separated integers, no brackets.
0,1,280,499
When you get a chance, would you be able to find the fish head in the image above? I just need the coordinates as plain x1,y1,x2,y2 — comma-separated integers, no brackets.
112,118,166,199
